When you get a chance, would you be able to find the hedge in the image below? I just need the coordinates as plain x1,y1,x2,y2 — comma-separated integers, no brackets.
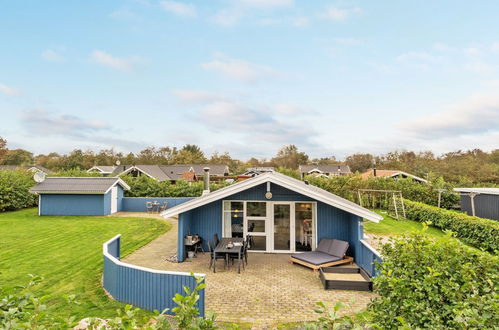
370,230,499,329
0,170,37,211
404,199,499,253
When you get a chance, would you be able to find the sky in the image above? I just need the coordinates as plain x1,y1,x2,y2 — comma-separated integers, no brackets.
1,0,499,160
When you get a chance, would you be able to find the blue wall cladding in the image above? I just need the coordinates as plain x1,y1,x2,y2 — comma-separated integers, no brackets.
176,182,366,261
122,197,194,212
103,235,205,316
40,194,107,216
227,183,315,201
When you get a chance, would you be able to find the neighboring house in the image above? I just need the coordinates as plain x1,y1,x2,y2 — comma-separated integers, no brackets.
161,171,382,263
0,165,52,175
242,167,275,177
454,188,499,221
299,165,351,179
30,177,130,216
361,169,428,183
87,165,117,176
111,164,229,183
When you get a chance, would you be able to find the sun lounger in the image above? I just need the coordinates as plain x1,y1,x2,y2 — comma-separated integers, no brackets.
290,238,353,271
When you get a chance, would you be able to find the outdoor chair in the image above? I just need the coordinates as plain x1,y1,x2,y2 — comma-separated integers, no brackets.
213,233,220,247
145,201,153,214
290,238,353,272
159,201,168,212
228,239,248,270
207,240,226,270
194,236,205,254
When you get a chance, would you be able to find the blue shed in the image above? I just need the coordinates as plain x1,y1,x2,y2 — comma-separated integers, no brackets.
30,177,130,216
161,172,382,268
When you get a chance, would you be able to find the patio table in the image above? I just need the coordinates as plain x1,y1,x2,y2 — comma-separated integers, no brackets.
213,237,244,274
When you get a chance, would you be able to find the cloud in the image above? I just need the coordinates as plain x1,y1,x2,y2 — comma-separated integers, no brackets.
433,42,451,51
464,61,497,74
238,0,294,9
321,5,361,21
290,16,309,27
89,50,142,71
334,37,364,46
463,47,481,56
400,93,499,139
41,49,65,62
211,8,244,26
201,55,278,83
0,83,21,96
21,109,110,137
211,0,294,26
171,89,230,105
396,51,440,63
109,7,142,21
171,90,319,152
160,1,197,18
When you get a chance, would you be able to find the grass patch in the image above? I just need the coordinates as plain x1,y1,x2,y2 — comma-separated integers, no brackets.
0,208,170,320
364,210,445,238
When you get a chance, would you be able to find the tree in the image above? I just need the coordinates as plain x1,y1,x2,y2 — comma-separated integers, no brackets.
1,149,34,165
0,137,7,162
271,145,309,169
171,145,207,164
344,153,374,172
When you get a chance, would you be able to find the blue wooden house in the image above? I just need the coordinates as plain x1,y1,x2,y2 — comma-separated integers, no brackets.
30,177,130,216
161,172,382,266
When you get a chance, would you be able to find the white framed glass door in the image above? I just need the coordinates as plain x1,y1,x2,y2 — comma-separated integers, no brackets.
271,202,295,252
244,201,268,251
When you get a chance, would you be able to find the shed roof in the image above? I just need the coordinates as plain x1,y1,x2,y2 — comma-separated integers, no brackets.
299,164,351,174
161,171,382,222
115,164,229,182
87,165,116,173
29,177,130,194
361,169,428,183
454,187,499,196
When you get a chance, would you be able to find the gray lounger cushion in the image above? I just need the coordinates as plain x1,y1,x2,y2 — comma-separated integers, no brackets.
328,239,349,258
316,238,333,253
291,251,342,266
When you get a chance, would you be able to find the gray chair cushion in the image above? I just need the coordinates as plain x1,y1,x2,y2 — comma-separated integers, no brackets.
316,239,333,254
291,252,341,266
328,239,349,258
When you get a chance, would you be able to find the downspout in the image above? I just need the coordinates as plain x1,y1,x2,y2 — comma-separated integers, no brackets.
469,192,478,217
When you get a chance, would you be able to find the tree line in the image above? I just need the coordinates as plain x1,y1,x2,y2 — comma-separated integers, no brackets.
0,137,498,183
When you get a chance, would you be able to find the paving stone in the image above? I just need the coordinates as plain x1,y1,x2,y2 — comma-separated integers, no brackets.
123,216,375,325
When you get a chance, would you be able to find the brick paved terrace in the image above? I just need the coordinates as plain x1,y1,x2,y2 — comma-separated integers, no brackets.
123,217,375,327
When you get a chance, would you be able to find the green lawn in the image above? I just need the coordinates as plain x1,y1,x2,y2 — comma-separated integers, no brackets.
363,210,445,238
0,208,170,319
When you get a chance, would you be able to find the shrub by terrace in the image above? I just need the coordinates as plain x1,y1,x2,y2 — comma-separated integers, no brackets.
370,228,499,329
404,199,499,252
0,170,37,211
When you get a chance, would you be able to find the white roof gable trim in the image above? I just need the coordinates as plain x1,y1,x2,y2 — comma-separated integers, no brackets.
390,171,428,183
454,187,499,196
118,166,158,181
161,172,382,222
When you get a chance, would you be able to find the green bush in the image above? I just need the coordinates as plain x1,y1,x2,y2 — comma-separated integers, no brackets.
404,199,499,252
121,175,231,198
50,168,103,177
0,170,37,211
305,175,460,209
370,228,499,329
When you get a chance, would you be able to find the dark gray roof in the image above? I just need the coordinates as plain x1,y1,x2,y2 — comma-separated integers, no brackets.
111,164,229,182
87,165,116,173
29,177,130,194
0,165,53,174
299,164,351,174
